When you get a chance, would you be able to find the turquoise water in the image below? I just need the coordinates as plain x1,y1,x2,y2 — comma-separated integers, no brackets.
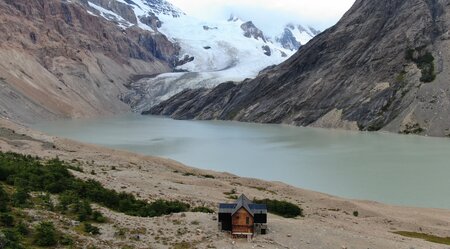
32,114,450,209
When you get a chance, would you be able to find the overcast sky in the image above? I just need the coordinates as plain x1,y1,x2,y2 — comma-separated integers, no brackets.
169,0,356,36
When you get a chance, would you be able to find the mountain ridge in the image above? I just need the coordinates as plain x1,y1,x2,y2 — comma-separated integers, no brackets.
0,0,179,123
0,0,318,123
148,0,450,137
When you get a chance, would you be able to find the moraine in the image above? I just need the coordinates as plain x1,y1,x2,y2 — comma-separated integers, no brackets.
32,114,450,209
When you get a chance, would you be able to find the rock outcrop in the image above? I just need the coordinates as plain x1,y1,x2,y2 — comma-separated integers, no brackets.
149,0,450,137
0,0,178,123
241,21,267,42
276,27,301,51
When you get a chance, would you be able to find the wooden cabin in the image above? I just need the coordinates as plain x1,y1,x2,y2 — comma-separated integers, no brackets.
218,194,267,237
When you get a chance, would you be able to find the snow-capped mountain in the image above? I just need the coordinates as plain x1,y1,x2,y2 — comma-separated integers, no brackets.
276,24,321,51
82,0,319,112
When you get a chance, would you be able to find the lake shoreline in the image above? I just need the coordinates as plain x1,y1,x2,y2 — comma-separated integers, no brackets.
2,117,450,248
31,113,450,210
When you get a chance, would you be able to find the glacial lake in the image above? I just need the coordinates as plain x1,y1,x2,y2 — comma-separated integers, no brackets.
32,114,450,209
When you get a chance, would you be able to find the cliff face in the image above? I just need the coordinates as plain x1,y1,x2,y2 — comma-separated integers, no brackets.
0,0,178,123
149,0,450,137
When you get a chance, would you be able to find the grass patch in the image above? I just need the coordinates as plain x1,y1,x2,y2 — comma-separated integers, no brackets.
224,188,239,199
253,198,303,218
191,206,214,213
393,231,450,245
223,189,236,195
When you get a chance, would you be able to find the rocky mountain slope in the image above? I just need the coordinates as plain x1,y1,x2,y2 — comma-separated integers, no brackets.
0,0,318,122
149,0,450,137
0,0,179,123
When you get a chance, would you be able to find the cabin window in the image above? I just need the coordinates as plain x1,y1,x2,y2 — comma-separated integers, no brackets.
246,217,250,225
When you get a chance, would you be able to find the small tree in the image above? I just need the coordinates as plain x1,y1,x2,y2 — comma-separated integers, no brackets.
0,185,10,212
12,188,30,208
34,222,57,247
0,213,14,227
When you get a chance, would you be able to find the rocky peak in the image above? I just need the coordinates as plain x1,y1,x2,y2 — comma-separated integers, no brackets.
276,27,301,51
227,14,240,22
276,23,320,50
141,0,184,17
240,21,267,43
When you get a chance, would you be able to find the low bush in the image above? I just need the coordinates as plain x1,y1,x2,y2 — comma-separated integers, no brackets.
394,231,450,245
15,222,29,236
11,188,30,208
0,213,14,227
405,47,436,83
83,223,101,235
0,152,190,218
1,228,23,249
0,185,10,212
253,198,303,218
34,222,57,247
191,206,214,213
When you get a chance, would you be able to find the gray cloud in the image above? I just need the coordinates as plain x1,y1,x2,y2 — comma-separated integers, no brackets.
169,0,355,35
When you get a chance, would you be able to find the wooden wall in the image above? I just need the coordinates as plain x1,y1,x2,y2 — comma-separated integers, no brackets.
232,208,254,234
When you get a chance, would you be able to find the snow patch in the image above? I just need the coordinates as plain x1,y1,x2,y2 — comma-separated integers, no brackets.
88,2,133,28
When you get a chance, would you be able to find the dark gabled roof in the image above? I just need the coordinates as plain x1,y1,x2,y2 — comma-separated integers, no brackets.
218,194,267,216
249,204,267,214
232,194,253,216
218,203,236,213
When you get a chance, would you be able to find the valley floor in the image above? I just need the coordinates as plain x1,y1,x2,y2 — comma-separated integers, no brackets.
1,117,450,248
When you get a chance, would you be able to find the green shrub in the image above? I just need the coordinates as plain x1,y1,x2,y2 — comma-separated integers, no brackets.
37,193,54,211
34,222,57,247
2,228,23,249
223,189,237,195
83,223,101,235
191,206,214,213
405,48,436,83
0,152,190,218
394,231,450,245
11,188,30,208
15,222,29,236
0,213,14,227
59,234,73,245
92,211,107,223
0,185,10,212
253,199,303,218
74,200,93,222
353,211,359,217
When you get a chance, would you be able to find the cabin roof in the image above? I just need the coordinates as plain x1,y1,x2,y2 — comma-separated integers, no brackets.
218,194,267,216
